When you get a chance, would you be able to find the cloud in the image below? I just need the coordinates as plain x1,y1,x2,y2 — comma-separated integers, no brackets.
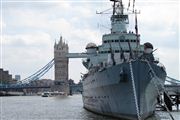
136,3,179,49
137,2,179,79
2,32,54,79
4,1,95,30
4,8,48,29
1,0,179,81
139,4,178,29
2,1,102,81
155,47,179,79
0,20,6,29
3,32,52,46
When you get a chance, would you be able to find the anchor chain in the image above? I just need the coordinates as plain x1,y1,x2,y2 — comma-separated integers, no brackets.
145,60,175,120
129,61,141,120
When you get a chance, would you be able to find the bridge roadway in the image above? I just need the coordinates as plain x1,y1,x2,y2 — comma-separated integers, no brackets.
0,85,51,91
0,84,81,92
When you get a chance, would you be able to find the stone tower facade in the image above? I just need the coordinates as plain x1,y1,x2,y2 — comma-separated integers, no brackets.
54,36,69,95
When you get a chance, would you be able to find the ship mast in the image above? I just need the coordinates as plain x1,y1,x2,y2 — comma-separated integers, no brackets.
112,0,116,15
110,0,128,33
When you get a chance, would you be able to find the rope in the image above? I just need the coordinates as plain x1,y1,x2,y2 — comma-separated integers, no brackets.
145,60,175,120
129,61,141,120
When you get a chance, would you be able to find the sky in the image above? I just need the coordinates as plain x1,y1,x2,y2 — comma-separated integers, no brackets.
0,0,179,83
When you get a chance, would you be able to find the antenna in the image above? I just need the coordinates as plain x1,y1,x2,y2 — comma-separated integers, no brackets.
110,0,120,15
127,0,131,10
133,0,135,12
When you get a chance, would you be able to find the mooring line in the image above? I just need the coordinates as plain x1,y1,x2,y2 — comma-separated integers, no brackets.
129,60,141,120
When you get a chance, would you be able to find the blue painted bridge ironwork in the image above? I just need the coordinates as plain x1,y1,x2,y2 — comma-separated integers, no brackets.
0,59,54,91
0,84,51,91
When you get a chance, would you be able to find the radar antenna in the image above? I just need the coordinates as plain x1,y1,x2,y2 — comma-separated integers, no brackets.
110,0,123,15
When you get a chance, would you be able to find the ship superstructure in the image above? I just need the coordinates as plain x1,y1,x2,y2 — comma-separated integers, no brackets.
82,0,144,70
82,0,156,72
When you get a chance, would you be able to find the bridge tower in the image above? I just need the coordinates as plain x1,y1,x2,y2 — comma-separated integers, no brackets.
53,36,69,95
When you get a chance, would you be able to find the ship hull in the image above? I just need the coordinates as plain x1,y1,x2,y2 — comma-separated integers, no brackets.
82,60,166,120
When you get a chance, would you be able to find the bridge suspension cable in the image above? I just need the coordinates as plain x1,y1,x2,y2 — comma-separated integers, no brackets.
18,59,54,84
166,76,180,85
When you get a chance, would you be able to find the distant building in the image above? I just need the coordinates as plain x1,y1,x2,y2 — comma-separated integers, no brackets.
9,78,18,84
15,75,21,81
0,68,13,84
53,36,69,94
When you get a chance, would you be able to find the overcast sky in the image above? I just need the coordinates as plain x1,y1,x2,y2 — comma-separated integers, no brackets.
0,0,179,83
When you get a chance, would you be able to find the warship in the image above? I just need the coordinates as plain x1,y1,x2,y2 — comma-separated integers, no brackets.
81,0,166,119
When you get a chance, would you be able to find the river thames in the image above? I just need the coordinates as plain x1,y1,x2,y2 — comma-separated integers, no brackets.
0,95,179,120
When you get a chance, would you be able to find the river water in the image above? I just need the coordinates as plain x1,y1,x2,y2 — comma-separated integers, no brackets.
0,95,179,120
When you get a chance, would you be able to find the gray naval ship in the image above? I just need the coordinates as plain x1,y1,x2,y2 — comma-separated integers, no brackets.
81,0,167,119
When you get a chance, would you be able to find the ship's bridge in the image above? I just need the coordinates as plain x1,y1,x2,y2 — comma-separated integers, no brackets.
99,32,140,52
111,14,129,33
